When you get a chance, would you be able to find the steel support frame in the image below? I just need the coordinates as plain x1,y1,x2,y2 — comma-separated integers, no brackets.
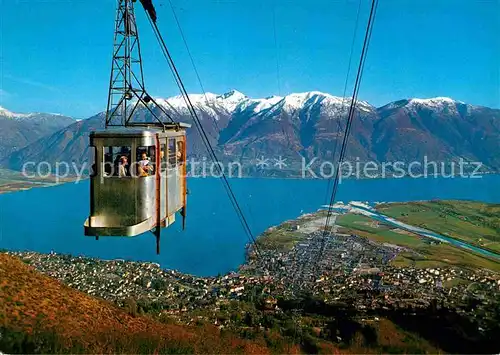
105,0,173,129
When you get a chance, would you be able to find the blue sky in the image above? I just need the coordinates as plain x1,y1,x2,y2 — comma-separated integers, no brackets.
1,0,498,117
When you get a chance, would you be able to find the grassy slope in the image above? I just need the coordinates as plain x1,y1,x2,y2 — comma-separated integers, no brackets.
0,254,269,354
337,209,500,272
376,200,500,252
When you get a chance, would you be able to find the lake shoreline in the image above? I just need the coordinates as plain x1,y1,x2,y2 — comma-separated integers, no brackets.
1,171,498,195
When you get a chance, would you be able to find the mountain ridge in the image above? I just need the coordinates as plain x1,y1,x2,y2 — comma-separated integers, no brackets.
1,91,499,174
0,108,75,162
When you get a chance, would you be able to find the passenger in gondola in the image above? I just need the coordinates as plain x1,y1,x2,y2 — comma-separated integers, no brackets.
138,152,153,177
176,141,184,162
118,155,129,177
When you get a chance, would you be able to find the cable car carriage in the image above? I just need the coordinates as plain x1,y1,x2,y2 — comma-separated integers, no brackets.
84,123,190,253
82,0,198,253
83,0,197,253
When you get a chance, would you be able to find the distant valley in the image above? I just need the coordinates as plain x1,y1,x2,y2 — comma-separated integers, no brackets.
1,91,499,176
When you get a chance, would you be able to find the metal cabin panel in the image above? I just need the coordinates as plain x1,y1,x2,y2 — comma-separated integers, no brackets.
179,135,187,211
167,166,183,215
160,172,167,221
177,162,185,209
158,136,168,222
92,175,156,227
91,128,157,138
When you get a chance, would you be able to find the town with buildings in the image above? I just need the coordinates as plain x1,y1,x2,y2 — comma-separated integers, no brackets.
5,208,500,336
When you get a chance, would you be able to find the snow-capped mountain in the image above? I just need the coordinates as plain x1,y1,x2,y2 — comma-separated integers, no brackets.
155,90,375,119
409,97,464,107
0,107,75,161
156,89,247,117
0,106,28,118
3,91,499,174
374,96,499,164
0,106,72,120
380,97,471,116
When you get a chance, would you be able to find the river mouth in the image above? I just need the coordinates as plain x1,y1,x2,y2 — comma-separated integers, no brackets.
354,206,500,260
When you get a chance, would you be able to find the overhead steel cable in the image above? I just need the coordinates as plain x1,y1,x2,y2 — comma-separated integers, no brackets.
146,15,185,106
163,3,274,272
316,0,379,272
143,14,263,259
293,0,365,289
323,0,363,220
166,0,221,134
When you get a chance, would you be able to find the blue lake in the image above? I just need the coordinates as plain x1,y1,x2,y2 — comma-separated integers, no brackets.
0,175,499,276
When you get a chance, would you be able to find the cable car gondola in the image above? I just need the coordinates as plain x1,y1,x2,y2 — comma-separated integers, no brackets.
83,0,190,254
84,124,189,254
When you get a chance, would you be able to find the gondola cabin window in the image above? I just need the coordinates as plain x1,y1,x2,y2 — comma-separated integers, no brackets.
168,138,177,168
176,139,185,164
104,146,131,177
160,144,167,173
136,146,156,177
